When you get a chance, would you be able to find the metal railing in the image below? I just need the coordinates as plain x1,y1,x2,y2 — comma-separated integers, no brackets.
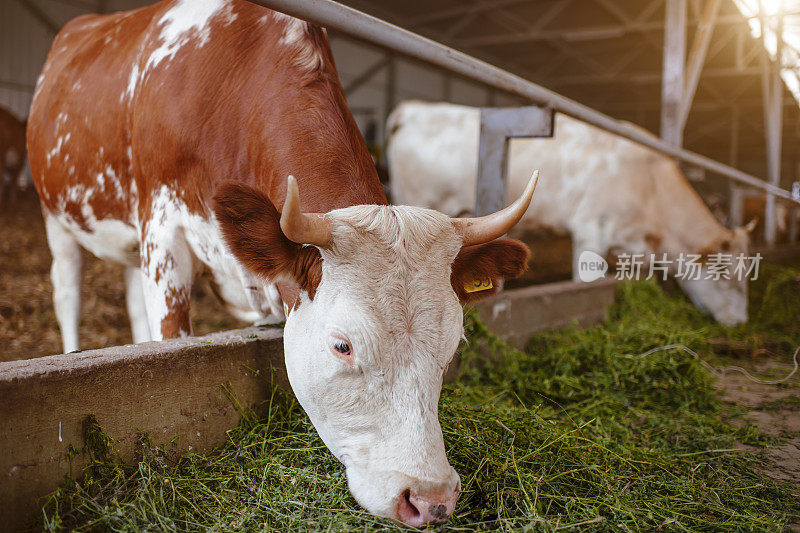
254,0,799,204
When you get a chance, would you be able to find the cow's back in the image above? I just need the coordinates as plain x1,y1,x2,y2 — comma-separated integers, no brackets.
388,103,720,251
387,101,480,217
29,6,159,227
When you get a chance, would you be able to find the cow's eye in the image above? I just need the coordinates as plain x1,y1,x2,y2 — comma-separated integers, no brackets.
329,334,354,365
332,340,350,355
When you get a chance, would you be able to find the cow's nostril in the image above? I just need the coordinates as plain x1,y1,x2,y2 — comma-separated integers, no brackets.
399,489,422,522
429,503,447,520
397,486,456,527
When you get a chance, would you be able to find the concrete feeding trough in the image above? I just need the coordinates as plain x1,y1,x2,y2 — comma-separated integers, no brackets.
0,278,615,531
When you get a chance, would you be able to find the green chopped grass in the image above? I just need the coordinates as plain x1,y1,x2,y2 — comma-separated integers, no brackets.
42,265,800,531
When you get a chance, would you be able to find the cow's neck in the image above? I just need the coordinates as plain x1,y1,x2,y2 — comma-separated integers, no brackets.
657,164,732,253
250,28,386,213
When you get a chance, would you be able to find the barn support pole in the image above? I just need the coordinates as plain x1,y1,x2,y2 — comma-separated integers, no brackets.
762,1,784,245
382,54,396,157
475,106,553,217
384,55,396,123
442,74,452,101
728,106,743,227
660,0,687,147
486,88,497,107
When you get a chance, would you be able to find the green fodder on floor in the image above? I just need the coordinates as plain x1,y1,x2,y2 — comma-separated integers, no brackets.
42,266,800,531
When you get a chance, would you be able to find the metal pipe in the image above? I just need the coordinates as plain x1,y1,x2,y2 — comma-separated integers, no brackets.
253,0,798,203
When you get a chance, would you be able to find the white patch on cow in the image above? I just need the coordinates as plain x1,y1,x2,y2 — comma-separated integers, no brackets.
46,136,65,167
124,63,140,102
47,113,71,165
140,187,192,338
33,62,49,100
139,186,281,338
144,0,236,75
273,12,323,71
50,184,139,266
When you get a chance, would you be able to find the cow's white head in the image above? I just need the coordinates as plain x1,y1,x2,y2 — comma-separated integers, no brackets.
675,220,756,326
214,173,538,527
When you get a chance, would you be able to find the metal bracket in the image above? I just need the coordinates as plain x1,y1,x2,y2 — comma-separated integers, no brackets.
475,106,554,217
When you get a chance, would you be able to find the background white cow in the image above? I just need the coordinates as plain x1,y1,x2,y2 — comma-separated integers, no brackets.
388,101,756,325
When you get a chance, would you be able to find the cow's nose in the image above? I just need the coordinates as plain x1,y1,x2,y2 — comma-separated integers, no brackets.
396,481,460,528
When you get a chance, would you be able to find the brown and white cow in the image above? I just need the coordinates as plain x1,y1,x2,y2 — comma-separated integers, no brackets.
28,0,537,526
388,101,759,325
0,106,27,206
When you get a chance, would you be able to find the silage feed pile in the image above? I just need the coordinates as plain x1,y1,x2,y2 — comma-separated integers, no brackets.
43,265,800,531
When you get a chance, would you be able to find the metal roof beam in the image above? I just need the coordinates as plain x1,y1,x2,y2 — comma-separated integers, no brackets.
546,65,763,85
406,0,529,26
453,13,748,46
680,0,722,131
343,53,392,95
15,0,59,35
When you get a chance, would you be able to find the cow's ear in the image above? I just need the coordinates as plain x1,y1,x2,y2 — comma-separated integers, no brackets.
213,181,322,298
450,239,530,303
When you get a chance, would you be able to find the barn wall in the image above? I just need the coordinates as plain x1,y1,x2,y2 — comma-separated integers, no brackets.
0,0,49,120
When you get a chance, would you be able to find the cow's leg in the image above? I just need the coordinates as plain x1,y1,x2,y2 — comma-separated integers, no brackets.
44,216,83,352
140,229,194,341
124,266,151,343
571,226,607,282
237,265,286,325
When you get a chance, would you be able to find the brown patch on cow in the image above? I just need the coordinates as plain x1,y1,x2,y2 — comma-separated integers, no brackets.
644,232,662,250
697,236,732,263
161,285,191,338
213,181,322,298
153,253,177,285
450,239,530,303
275,281,300,312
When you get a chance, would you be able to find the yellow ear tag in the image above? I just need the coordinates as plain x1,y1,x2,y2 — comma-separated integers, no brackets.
464,277,493,293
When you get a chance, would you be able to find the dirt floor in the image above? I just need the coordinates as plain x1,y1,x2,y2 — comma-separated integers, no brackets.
0,191,246,362
717,359,800,484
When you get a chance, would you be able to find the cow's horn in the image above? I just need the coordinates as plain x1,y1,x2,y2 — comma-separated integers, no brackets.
453,170,539,246
280,175,332,247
